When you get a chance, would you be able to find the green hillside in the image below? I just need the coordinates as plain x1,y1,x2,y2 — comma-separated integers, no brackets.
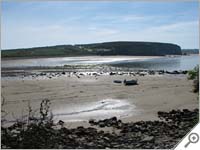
1,41,182,58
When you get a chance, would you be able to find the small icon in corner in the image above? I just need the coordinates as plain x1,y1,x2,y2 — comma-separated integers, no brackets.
184,132,199,148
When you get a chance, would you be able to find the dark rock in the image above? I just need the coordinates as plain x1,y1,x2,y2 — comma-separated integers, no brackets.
111,117,117,121
110,72,116,75
124,79,138,86
182,70,188,74
113,80,122,83
148,70,155,75
40,72,46,76
99,122,106,128
57,120,64,126
89,119,95,124
173,70,180,74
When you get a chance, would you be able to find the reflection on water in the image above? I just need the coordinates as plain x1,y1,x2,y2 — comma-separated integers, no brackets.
1,56,157,67
110,55,199,71
1,55,199,71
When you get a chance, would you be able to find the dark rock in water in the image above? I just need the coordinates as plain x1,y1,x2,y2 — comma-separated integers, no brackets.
62,72,66,75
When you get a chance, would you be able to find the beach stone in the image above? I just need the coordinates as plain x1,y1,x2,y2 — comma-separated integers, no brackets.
142,136,154,142
111,116,117,121
77,126,84,129
173,70,180,74
89,119,95,124
182,70,188,74
103,137,110,141
98,130,104,134
148,70,155,75
57,120,64,126
40,72,46,76
99,122,105,128
110,72,116,75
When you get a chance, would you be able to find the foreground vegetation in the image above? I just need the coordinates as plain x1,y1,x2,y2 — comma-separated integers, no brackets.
2,41,182,58
1,99,198,149
188,65,199,93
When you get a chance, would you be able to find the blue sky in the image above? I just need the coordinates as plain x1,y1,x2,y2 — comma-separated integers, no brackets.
1,1,199,49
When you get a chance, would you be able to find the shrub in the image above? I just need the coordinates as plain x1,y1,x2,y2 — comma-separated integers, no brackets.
1,99,55,148
188,65,199,93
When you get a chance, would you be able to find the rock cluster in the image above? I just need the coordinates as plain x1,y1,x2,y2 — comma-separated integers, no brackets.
2,69,188,79
2,109,198,149
89,117,123,128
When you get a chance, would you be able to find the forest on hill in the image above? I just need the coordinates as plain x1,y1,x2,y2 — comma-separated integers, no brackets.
1,41,182,58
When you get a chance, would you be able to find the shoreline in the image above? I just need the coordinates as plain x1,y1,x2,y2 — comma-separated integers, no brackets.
2,70,198,125
1,54,198,61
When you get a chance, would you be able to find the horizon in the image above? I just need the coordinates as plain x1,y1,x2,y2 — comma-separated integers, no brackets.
1,1,199,49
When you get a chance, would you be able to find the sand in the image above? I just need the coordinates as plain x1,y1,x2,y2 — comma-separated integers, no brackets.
1,73,198,128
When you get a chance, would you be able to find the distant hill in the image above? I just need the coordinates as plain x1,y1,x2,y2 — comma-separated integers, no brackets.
181,49,199,55
78,41,181,56
1,41,182,58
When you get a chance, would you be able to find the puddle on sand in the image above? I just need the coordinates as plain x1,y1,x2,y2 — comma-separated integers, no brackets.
52,99,139,122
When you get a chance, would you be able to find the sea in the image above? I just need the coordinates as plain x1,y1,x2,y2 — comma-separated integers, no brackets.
1,55,199,71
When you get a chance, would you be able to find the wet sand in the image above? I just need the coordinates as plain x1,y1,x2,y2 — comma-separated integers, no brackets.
1,73,198,128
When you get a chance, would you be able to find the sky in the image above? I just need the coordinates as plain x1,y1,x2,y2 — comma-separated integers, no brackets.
1,1,199,49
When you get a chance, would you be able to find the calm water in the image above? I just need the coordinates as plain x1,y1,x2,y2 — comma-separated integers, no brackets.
2,55,199,71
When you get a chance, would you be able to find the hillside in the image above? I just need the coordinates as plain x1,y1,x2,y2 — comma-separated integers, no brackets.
1,41,182,58
78,41,181,56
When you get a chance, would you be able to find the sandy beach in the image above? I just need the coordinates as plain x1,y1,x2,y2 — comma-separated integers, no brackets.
1,72,198,128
